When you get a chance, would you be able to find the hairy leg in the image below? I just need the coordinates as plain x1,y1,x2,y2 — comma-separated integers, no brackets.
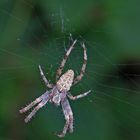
24,92,50,123
24,101,46,123
56,40,77,80
57,98,73,137
39,65,53,88
67,90,91,100
69,114,74,133
19,91,50,122
73,43,87,85
19,97,42,114
19,91,49,113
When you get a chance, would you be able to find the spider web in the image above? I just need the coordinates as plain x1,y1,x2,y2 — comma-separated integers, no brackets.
0,0,140,140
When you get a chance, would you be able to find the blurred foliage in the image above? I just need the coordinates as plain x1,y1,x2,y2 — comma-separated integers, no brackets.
0,0,140,140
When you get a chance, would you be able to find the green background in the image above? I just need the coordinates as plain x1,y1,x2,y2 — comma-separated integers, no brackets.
0,0,140,140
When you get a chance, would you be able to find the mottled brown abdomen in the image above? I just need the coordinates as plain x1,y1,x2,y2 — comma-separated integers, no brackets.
56,70,74,92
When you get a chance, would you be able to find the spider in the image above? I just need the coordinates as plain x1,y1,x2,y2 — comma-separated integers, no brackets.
19,40,91,137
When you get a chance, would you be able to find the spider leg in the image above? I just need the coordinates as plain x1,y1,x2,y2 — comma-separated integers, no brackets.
73,43,87,85
57,98,73,137
39,65,53,88
24,101,46,123
56,40,77,80
19,97,42,114
19,91,50,116
67,90,91,100
24,92,50,123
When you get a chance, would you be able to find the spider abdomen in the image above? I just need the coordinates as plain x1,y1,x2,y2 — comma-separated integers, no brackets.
56,69,74,92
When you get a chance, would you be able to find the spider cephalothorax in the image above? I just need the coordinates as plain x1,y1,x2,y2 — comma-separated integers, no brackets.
19,40,91,137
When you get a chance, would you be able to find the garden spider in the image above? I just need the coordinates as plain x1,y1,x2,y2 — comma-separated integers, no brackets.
19,40,91,137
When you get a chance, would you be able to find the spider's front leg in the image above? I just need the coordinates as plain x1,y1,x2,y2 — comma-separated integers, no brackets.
19,97,42,114
19,91,50,123
57,98,73,137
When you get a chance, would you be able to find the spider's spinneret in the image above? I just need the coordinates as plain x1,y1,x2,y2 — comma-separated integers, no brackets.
56,69,74,92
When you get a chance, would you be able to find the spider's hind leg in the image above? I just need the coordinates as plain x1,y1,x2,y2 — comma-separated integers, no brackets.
56,40,77,80
73,43,87,85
